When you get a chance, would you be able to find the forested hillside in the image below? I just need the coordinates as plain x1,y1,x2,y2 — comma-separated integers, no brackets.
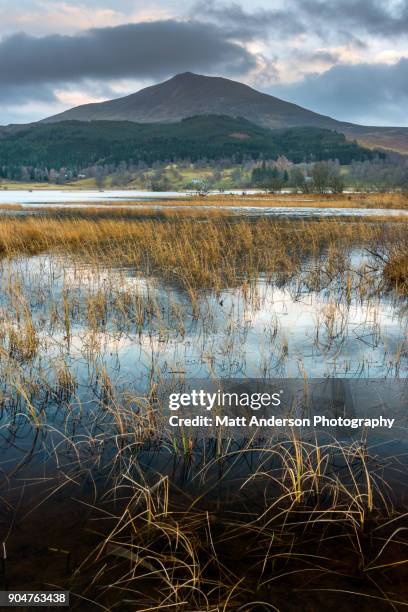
0,115,376,181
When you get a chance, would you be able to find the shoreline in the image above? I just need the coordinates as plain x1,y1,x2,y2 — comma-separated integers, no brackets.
0,189,407,209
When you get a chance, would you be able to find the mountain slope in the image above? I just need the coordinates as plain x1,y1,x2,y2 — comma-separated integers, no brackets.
41,72,408,154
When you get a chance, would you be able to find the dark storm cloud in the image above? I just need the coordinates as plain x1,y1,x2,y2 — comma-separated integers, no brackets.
273,58,408,125
192,0,305,39
0,20,256,91
193,0,408,41
296,0,408,37
0,84,57,104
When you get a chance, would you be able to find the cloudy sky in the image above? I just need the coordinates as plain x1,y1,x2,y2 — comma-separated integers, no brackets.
0,0,407,125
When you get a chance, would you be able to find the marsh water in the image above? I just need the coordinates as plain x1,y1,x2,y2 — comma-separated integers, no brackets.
0,203,407,608
1,246,407,468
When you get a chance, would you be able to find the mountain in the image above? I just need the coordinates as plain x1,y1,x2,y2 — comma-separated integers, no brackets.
42,72,408,154
43,72,336,128
0,116,375,178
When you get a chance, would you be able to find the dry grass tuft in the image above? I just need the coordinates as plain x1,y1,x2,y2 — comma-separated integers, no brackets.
384,254,408,294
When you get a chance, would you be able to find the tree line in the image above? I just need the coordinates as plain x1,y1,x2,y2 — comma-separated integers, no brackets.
0,116,376,183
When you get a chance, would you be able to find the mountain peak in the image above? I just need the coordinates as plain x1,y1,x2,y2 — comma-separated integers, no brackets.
41,71,337,129
43,71,332,129
172,71,199,79
169,71,251,89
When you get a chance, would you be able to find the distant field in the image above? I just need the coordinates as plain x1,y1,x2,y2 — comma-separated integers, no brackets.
0,168,238,191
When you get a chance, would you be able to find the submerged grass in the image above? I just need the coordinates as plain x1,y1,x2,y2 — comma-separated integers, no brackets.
66,435,407,611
